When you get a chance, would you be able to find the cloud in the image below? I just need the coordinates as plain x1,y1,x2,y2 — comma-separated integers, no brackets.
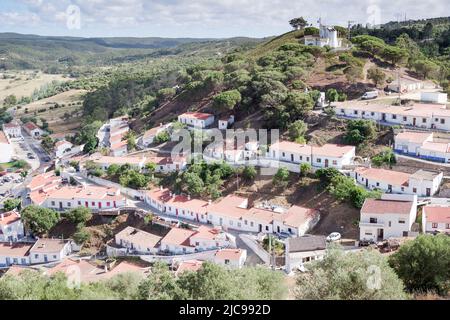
5,0,450,37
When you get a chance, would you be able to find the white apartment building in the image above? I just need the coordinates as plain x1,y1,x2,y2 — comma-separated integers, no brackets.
213,249,247,269
2,122,22,139
334,102,450,131
359,194,418,242
28,239,72,265
422,206,450,234
114,226,162,254
352,167,443,197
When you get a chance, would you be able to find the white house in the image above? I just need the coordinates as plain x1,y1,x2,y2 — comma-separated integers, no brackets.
2,122,22,139
0,210,25,242
422,206,450,234
285,235,327,273
159,228,197,255
359,194,418,242
0,243,32,267
421,92,448,104
28,239,72,264
213,249,247,269
30,185,128,211
0,131,13,163
23,122,44,138
269,141,355,170
394,131,450,163
178,112,215,129
387,76,424,93
114,226,162,254
352,167,443,197
218,115,235,130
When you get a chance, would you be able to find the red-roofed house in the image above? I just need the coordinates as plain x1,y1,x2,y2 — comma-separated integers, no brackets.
0,210,25,242
160,227,196,254
214,249,247,269
175,260,204,276
359,194,418,242
178,112,215,129
422,206,450,234
394,130,450,163
23,122,44,138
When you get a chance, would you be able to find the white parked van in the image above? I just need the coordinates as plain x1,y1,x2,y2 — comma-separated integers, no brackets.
361,91,379,100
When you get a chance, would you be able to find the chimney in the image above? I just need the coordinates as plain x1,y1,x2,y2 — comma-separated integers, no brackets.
160,185,163,191
208,200,212,205
0,214,4,221
188,195,191,200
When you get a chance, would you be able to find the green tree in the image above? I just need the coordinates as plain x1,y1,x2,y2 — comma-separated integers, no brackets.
300,163,312,177
145,162,157,175
273,168,290,187
21,206,60,235
289,17,308,30
381,46,408,66
389,234,450,296
3,95,17,107
65,207,92,225
125,131,137,151
295,246,408,300
119,170,149,189
184,172,205,196
73,228,91,245
325,89,339,105
367,67,386,87
107,164,121,177
284,91,314,119
213,90,242,112
154,131,170,144
242,166,257,181
344,119,376,145
3,198,22,211
288,120,308,141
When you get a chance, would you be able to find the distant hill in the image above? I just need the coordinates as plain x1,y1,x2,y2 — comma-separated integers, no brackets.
0,33,262,72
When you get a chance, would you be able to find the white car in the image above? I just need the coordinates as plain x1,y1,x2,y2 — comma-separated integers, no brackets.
326,232,342,242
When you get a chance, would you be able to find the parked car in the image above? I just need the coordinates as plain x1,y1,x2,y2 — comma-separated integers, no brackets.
326,232,342,242
361,91,379,100
359,239,376,247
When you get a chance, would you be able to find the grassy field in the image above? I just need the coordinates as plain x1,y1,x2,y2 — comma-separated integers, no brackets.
15,89,87,135
0,71,70,105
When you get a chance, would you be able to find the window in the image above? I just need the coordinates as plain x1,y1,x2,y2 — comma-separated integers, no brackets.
435,118,439,122
51,201,55,206
92,202,95,206
332,160,337,165
250,222,254,227
401,187,404,191
317,158,322,163
371,112,375,116
392,115,397,120
376,182,380,187
403,116,407,121
341,109,344,113
446,223,450,229
196,242,200,246
34,254,39,259
21,258,27,265
441,119,446,124
389,221,392,227
432,223,438,228
370,218,378,224
238,222,242,227
244,220,248,225
422,118,427,123
362,111,365,115
282,152,285,157
365,232,373,236
265,226,269,231
224,259,230,265
413,188,417,193
399,219,406,224
354,110,358,115
230,221,233,226
78,201,81,205
53,255,57,259
362,178,365,182
300,156,303,160
67,202,71,207
106,202,110,207
306,157,310,162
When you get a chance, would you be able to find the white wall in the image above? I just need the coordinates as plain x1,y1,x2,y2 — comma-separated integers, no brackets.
0,220,25,242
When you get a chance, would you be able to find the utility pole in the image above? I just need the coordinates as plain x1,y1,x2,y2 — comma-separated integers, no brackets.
347,21,355,41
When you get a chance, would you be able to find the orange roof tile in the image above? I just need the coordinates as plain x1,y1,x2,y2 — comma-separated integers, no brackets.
355,167,411,187
214,249,245,261
312,144,355,157
361,199,414,215
161,227,196,247
179,112,214,120
423,206,450,224
395,131,434,144
0,210,21,226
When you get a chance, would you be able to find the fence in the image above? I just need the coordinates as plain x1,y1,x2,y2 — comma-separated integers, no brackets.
82,173,146,199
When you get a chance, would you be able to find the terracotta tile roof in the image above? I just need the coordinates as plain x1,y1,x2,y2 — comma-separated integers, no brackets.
0,242,32,256
190,226,223,241
0,210,21,226
115,226,162,249
207,195,248,219
179,112,214,120
282,206,319,228
100,261,148,280
30,239,69,254
361,198,414,215
395,131,434,144
161,227,196,247
423,206,450,224
312,144,355,157
270,141,312,155
24,122,39,131
287,235,327,253
55,140,73,148
27,171,61,192
175,260,204,276
355,167,411,187
214,249,245,261
2,122,20,129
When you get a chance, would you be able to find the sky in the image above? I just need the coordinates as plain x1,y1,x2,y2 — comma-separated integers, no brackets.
0,0,449,39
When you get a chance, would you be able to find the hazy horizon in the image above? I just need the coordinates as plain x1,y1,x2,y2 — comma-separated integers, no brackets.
0,0,449,39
